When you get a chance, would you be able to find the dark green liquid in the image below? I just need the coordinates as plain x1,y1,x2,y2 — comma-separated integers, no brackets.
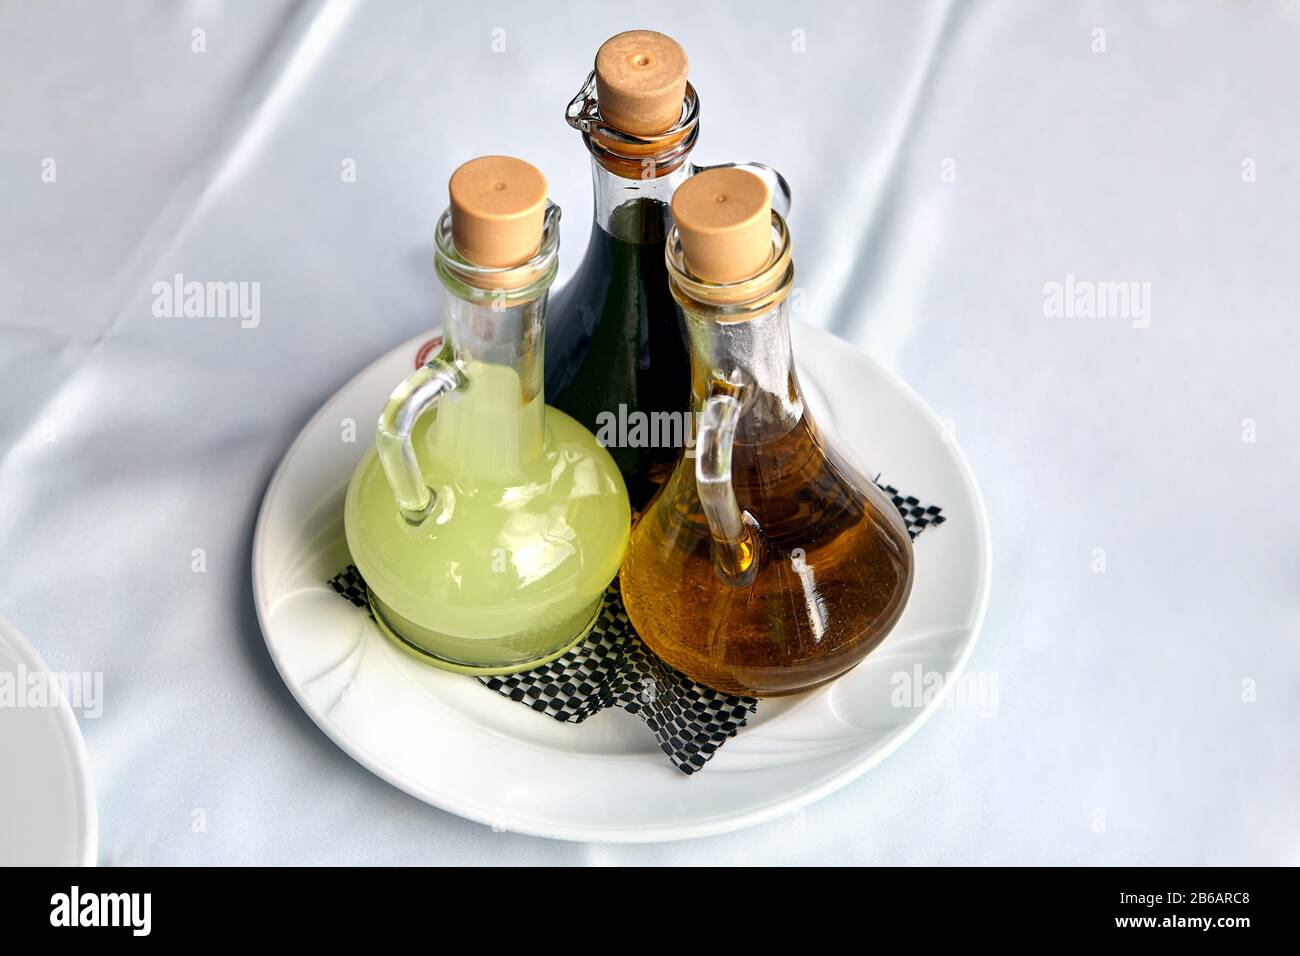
545,197,691,510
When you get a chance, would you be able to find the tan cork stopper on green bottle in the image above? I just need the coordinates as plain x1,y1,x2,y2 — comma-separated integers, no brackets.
448,155,548,269
671,167,773,284
594,30,689,136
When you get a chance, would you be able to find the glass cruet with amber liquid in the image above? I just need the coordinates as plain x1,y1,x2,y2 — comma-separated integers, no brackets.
545,30,791,510
619,168,914,697
344,156,630,675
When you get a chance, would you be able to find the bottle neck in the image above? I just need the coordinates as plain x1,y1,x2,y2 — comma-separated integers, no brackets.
433,290,547,474
440,290,546,399
589,152,694,235
685,299,802,444
429,202,559,463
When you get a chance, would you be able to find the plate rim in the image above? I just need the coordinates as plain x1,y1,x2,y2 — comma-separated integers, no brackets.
0,614,99,865
251,322,992,843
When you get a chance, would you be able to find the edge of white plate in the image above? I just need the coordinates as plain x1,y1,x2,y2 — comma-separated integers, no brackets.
0,615,99,866
252,322,992,843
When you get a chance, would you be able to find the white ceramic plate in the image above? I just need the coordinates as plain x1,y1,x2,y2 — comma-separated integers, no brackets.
252,322,991,842
0,615,98,865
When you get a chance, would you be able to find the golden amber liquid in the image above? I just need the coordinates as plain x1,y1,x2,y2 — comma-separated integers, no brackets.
620,413,914,697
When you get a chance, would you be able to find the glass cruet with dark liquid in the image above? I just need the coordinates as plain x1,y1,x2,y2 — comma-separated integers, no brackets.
619,168,914,697
545,30,791,510
344,156,630,675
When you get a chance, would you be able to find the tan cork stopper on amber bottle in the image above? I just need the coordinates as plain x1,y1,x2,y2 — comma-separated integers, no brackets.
594,30,689,136
448,156,547,269
671,167,773,284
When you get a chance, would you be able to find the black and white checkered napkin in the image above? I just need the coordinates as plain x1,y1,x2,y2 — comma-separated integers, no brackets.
330,478,944,774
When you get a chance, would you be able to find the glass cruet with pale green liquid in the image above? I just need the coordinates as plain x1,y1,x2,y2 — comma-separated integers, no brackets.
344,156,630,675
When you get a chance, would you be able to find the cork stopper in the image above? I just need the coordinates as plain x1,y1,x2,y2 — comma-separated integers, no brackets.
671,168,773,284
448,156,548,269
594,30,689,136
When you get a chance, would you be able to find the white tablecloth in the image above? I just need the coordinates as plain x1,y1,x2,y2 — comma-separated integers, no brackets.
2,0,1296,865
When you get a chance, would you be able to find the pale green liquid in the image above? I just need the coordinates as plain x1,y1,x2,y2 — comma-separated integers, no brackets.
345,360,630,672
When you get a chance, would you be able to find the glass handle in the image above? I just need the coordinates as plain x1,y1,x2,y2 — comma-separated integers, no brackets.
696,391,759,586
375,359,465,523
692,161,792,217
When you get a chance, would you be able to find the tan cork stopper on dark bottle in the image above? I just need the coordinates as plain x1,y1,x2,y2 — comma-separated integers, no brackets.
671,167,773,283
594,30,689,136
448,155,548,269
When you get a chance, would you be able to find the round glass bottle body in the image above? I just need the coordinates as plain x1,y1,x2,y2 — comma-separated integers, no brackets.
619,214,913,696
345,205,630,674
